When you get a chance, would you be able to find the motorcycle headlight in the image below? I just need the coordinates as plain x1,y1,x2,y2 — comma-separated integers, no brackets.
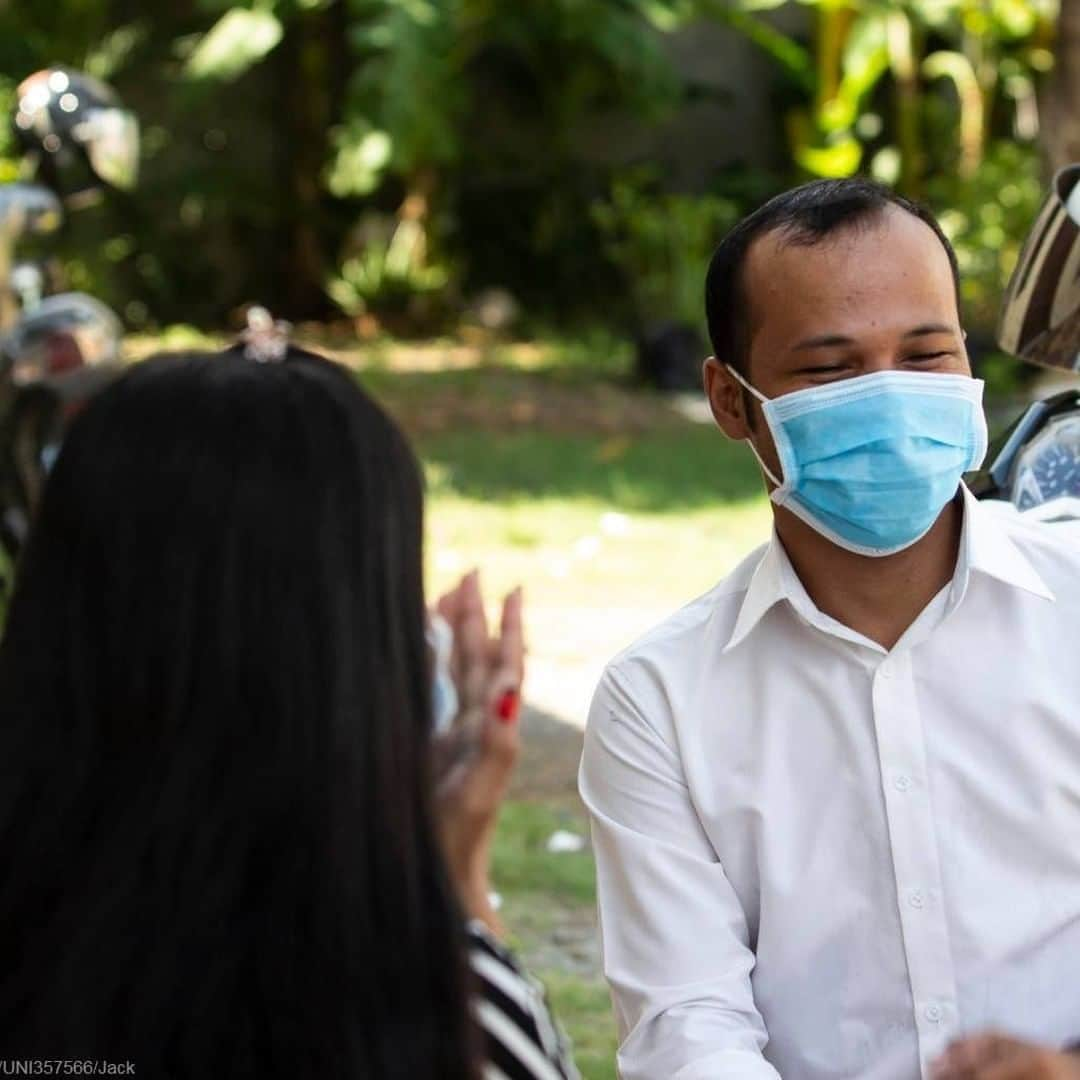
1011,411,1080,513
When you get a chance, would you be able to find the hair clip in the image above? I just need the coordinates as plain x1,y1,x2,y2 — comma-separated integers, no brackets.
240,305,292,363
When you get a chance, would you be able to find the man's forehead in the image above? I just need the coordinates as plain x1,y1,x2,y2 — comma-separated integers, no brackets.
742,207,957,325
748,206,944,270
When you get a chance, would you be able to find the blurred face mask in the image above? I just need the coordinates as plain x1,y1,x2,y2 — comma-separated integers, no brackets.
726,366,988,557
427,613,458,736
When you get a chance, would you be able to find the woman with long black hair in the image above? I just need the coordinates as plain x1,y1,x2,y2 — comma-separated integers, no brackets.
0,343,576,1079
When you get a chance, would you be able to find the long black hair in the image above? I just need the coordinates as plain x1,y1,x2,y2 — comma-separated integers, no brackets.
0,347,479,1077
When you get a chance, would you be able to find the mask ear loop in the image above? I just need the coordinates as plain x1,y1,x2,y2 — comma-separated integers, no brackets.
715,359,784,488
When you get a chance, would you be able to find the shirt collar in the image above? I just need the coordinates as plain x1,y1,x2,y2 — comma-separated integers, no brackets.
723,486,1054,653
957,485,1055,603
723,539,788,653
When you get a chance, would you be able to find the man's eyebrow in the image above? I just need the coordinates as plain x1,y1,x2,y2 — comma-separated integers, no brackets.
903,323,955,338
792,324,957,351
792,333,855,351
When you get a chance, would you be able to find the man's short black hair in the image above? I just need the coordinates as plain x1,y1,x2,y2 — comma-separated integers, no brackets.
704,177,962,375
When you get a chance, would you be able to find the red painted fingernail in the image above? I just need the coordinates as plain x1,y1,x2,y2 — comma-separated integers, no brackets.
495,690,520,723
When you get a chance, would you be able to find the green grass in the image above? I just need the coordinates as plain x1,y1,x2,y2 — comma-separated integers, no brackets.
493,801,618,1080
541,973,619,1080
424,490,768,612
493,802,597,906
420,426,762,510
356,359,772,606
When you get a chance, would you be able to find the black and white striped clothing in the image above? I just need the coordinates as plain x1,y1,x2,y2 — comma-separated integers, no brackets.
467,921,580,1080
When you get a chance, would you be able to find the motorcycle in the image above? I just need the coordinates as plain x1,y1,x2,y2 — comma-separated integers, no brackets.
969,388,1080,525
970,163,1080,532
0,68,137,579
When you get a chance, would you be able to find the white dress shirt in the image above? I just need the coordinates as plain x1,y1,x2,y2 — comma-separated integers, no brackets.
580,489,1080,1080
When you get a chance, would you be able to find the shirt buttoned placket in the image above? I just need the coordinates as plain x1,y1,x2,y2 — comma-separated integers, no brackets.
872,649,959,1077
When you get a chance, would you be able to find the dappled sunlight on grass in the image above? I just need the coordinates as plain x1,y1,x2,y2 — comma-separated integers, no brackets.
425,495,769,610
362,353,773,728
354,345,765,515
304,329,636,381
423,491,771,726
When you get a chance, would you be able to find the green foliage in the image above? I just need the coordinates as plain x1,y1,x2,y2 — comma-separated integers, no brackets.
592,173,740,327
975,350,1032,402
328,0,689,321
717,0,1055,195
326,212,451,321
185,8,285,81
689,0,1055,337
0,78,20,183
0,0,1061,342
927,139,1045,333
324,122,393,198
344,0,467,175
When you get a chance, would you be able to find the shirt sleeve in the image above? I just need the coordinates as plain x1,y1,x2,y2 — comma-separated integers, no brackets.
579,662,781,1080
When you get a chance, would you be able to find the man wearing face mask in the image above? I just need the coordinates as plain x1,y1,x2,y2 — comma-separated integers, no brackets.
579,178,1080,1080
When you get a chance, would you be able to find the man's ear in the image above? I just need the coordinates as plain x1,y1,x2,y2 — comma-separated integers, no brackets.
703,356,753,441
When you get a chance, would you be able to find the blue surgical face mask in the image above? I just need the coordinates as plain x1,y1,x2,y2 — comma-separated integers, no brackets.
427,613,458,735
726,366,989,557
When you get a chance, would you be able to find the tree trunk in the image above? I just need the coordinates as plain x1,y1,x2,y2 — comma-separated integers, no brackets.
1043,0,1080,173
887,11,924,198
275,6,344,319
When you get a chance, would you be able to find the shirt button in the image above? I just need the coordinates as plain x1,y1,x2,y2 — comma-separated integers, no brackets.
879,662,893,680
908,889,924,909
924,1004,943,1023
894,774,912,792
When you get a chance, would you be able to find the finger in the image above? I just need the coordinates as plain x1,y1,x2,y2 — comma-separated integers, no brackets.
435,573,464,625
497,586,525,689
435,575,468,688
458,570,491,713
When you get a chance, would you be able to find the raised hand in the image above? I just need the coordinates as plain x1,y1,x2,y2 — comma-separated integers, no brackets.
432,570,524,933
933,1033,1080,1080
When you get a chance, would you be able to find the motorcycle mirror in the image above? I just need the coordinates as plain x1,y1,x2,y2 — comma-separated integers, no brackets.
998,164,1080,372
0,183,63,240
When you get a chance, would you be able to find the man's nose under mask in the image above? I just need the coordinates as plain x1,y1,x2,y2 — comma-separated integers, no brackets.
724,365,988,557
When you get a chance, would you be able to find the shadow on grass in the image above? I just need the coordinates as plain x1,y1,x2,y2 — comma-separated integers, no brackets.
358,364,762,512
418,427,761,512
